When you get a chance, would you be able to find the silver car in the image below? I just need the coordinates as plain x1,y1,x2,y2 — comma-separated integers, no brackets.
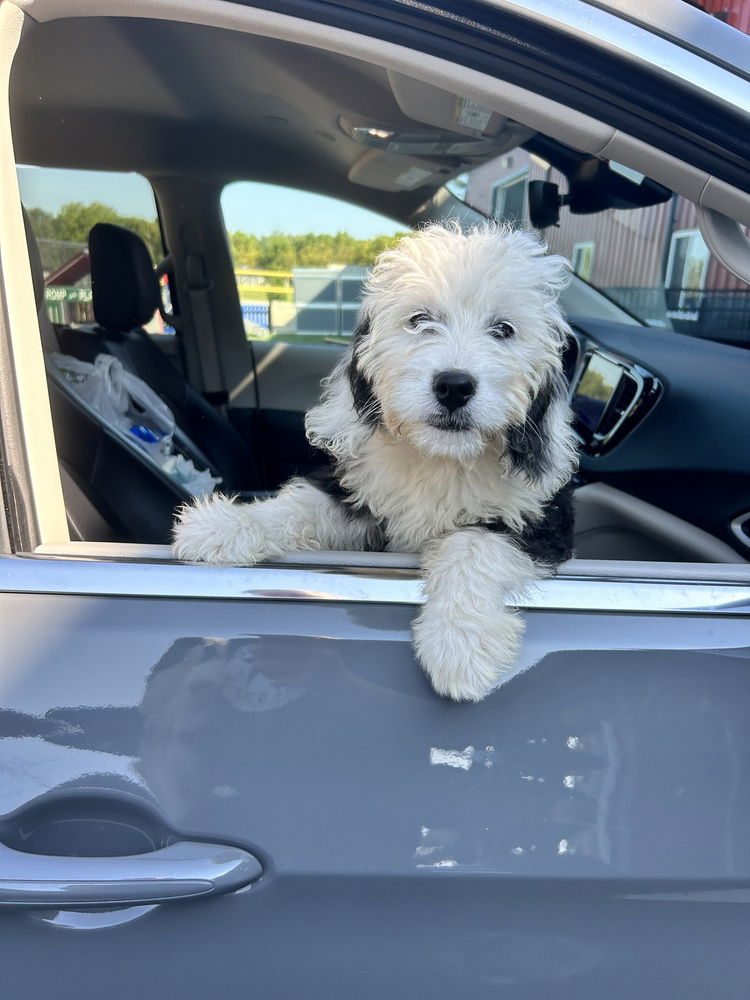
1,0,749,996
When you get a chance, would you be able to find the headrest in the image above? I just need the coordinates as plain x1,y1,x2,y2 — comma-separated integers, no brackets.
23,206,45,312
89,222,160,330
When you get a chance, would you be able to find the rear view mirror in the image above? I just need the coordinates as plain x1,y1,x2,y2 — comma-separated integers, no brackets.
528,181,565,229
529,159,671,229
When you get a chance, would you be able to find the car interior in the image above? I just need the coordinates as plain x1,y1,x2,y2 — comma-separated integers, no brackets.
7,13,750,566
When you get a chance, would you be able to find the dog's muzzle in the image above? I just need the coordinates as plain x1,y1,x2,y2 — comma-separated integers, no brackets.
432,370,476,413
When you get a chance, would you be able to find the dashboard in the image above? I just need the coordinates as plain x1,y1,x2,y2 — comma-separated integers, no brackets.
564,318,750,558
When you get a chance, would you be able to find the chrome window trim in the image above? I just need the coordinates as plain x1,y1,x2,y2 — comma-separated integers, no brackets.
579,0,750,81
2,555,749,614
477,0,750,116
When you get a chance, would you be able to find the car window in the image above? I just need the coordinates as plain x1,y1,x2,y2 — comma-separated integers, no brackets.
16,166,170,333
452,150,750,349
221,181,406,344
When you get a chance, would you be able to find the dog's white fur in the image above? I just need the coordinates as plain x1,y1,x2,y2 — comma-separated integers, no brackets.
173,222,577,702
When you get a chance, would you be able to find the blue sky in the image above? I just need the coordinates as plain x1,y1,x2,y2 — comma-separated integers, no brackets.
16,167,402,238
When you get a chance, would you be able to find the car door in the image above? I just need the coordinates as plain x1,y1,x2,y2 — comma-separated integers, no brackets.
3,558,750,999
2,1,750,998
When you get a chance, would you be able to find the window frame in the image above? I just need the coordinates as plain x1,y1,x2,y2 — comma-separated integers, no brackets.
0,4,67,550
490,168,529,226
3,548,750,614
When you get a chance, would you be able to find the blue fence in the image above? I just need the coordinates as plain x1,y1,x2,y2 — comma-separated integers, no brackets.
241,303,270,329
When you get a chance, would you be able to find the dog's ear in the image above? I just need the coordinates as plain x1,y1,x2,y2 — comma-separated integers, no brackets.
506,373,564,484
348,316,382,427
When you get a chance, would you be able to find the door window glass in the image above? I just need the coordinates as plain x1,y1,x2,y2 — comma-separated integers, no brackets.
17,166,166,332
221,182,405,344
456,149,750,348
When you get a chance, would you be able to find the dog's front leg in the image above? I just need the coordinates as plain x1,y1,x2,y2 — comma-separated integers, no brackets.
413,528,539,702
172,479,370,566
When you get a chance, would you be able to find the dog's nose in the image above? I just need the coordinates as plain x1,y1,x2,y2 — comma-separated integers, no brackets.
433,371,476,412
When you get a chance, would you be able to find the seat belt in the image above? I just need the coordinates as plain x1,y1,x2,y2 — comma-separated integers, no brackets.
184,252,229,408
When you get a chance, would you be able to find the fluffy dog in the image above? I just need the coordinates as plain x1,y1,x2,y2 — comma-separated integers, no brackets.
173,222,578,702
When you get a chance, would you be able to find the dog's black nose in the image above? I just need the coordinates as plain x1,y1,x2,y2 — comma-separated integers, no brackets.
433,371,476,412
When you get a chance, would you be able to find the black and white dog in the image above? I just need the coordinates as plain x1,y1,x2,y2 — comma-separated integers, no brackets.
173,223,578,701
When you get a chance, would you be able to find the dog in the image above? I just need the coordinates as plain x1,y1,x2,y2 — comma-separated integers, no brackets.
173,222,578,702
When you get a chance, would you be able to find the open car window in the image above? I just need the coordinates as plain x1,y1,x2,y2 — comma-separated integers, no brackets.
1,8,748,566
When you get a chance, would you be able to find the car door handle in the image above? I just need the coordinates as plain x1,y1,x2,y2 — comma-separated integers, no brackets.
0,839,263,908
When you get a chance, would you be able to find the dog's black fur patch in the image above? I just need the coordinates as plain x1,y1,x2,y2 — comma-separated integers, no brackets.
348,317,382,427
308,460,574,565
306,463,356,508
306,461,386,551
506,372,565,484
475,482,575,568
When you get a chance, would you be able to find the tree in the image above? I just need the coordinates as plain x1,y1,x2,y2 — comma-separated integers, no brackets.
227,229,407,270
31,202,163,262
26,207,57,240
29,201,407,271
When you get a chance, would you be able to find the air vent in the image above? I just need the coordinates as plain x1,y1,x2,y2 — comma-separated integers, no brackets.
597,370,638,438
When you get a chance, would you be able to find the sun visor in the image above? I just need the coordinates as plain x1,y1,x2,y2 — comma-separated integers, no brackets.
348,149,451,192
387,71,534,147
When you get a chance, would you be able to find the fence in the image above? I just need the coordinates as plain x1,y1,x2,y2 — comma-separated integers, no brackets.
241,302,270,329
43,276,750,349
604,287,750,348
235,268,293,302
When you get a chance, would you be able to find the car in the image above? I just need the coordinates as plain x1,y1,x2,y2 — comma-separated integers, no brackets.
1,0,749,996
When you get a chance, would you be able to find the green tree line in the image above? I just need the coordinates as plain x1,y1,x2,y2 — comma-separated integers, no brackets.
228,230,407,270
28,203,406,271
28,203,164,263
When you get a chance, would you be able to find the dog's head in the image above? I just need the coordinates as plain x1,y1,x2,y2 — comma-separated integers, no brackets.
347,222,571,471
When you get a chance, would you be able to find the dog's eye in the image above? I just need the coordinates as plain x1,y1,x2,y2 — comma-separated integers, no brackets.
489,319,516,340
406,311,433,330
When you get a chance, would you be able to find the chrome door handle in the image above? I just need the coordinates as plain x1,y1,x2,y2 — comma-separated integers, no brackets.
0,839,262,907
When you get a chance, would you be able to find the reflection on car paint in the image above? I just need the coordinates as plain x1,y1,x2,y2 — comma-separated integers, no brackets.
30,905,158,931
2,596,750,883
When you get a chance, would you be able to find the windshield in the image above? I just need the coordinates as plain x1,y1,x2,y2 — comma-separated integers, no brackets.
443,149,750,349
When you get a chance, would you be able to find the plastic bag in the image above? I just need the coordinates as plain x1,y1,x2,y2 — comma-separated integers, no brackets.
50,352,174,437
48,352,221,498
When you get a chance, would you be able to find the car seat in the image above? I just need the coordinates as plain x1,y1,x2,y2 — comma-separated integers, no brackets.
24,208,208,543
55,222,261,493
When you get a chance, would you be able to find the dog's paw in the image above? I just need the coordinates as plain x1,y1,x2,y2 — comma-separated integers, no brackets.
412,605,524,702
172,494,269,566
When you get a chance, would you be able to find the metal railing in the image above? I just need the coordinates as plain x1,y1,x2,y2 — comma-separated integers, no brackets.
605,286,750,347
